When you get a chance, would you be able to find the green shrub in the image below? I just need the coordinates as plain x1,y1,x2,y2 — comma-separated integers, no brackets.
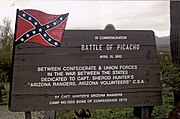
152,83,174,118
0,83,6,104
159,51,180,97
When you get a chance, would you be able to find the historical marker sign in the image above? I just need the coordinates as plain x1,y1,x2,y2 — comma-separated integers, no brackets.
10,30,162,111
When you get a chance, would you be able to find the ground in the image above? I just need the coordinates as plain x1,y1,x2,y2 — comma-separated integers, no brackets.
0,105,24,119
0,105,46,119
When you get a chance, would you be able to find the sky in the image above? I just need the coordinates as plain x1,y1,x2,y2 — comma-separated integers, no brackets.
0,0,170,37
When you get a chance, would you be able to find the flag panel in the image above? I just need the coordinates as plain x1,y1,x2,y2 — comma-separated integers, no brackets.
15,9,69,47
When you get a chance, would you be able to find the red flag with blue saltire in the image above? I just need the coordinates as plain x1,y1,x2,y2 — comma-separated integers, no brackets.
15,9,69,47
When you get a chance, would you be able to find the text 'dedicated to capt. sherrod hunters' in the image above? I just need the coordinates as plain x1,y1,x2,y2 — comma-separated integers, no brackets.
29,65,143,88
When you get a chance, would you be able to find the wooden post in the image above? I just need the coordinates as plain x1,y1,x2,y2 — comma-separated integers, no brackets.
170,1,180,65
46,111,56,119
141,107,150,119
170,0,180,106
25,111,31,119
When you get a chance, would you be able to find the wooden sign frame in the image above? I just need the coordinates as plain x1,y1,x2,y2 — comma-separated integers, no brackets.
9,30,162,112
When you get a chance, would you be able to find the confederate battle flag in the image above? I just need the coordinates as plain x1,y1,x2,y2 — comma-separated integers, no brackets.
15,9,69,47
